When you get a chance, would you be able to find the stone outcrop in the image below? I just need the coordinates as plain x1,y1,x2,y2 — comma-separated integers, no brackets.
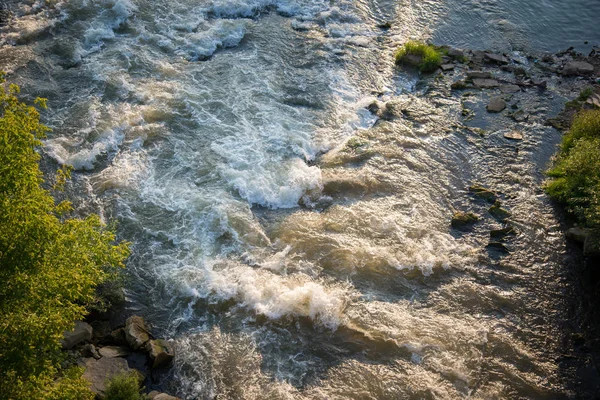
125,316,152,350
62,321,93,349
146,339,175,369
81,357,131,397
563,61,594,76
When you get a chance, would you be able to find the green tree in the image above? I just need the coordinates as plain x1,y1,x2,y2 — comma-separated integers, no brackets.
0,74,130,399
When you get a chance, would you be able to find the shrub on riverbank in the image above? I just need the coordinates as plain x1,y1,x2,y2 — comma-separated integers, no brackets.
546,109,600,226
395,40,442,73
0,74,130,399
104,372,145,400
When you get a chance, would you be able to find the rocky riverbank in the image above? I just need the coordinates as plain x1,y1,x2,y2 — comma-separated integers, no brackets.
62,315,178,399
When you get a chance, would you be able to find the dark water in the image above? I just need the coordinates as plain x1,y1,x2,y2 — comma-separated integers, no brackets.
1,0,597,398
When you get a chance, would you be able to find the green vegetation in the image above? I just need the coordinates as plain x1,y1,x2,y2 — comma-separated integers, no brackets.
546,109,600,226
104,372,144,400
565,87,595,109
395,40,442,73
451,212,479,229
0,74,130,399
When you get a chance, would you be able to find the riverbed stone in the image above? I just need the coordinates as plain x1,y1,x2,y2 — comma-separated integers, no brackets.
62,321,93,349
401,54,423,68
99,345,131,358
566,227,590,244
490,225,516,239
81,356,131,397
563,61,594,76
448,48,465,60
146,339,174,368
501,84,521,93
503,130,523,140
467,71,493,80
487,97,507,113
148,391,181,400
125,316,151,350
485,52,509,64
469,185,497,203
473,78,499,89
440,63,455,71
489,202,511,222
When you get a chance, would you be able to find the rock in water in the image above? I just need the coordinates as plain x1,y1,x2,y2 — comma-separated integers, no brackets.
484,53,509,64
99,345,131,358
487,97,506,113
473,78,500,89
503,130,523,140
467,71,493,79
125,316,151,350
146,339,175,368
62,321,93,349
440,64,455,71
563,61,594,76
469,185,497,203
148,391,181,400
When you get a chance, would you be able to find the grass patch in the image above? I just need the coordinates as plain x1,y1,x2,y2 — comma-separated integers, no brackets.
546,109,600,226
394,40,442,73
104,372,144,400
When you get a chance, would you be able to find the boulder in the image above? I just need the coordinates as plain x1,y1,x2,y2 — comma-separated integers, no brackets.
401,54,423,68
468,185,497,203
487,241,510,253
148,391,181,400
82,343,101,360
440,63,455,72
473,78,499,89
503,130,523,140
586,93,600,108
451,80,468,90
566,227,590,244
484,52,509,64
487,97,506,113
501,84,521,94
99,345,131,358
125,316,151,350
563,61,594,76
490,226,516,239
583,231,600,258
511,109,529,122
110,327,128,346
448,48,465,60
81,357,131,397
489,202,511,222
467,71,493,80
145,339,174,369
451,212,479,230
62,321,93,349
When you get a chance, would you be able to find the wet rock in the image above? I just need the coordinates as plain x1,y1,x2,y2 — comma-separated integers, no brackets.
511,109,529,122
109,327,128,346
467,71,493,80
469,185,497,203
148,391,181,400
145,339,175,369
485,52,509,65
448,48,465,60
487,241,510,252
366,101,384,116
586,93,600,108
377,21,391,29
91,320,112,342
487,97,506,113
501,84,521,93
490,225,516,239
451,80,468,90
563,61,594,76
62,321,93,349
440,63,455,72
82,343,101,360
533,79,548,89
81,357,131,397
401,54,423,68
125,316,151,350
473,78,500,89
583,231,600,258
503,130,523,140
99,345,131,358
451,212,479,230
566,227,590,244
489,201,511,222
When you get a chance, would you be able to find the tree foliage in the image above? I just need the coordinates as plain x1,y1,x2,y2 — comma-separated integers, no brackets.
0,74,130,399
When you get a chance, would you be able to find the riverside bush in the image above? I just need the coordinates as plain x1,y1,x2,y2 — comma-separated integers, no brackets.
394,40,442,73
546,109,600,226
0,74,130,399
104,372,145,400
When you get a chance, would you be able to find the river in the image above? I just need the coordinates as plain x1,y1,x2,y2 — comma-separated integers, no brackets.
2,0,600,398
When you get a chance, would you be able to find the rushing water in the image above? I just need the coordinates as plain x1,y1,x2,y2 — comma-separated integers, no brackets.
2,0,600,398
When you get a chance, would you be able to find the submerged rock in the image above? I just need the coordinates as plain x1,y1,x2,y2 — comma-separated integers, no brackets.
490,225,516,239
489,201,511,222
487,241,510,252
125,316,151,350
62,321,93,349
448,48,465,60
563,61,594,76
487,97,507,113
451,212,479,230
503,130,523,140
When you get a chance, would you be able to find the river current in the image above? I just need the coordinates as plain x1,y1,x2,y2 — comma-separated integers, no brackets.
2,0,600,398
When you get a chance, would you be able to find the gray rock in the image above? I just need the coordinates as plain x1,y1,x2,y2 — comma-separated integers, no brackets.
468,185,497,203
467,71,493,80
448,48,465,60
401,54,422,68
81,357,131,397
586,93,600,108
484,52,509,64
511,109,529,122
62,321,93,349
566,227,590,244
146,339,174,369
487,241,510,253
473,78,499,89
99,345,131,358
501,84,521,93
487,97,507,113
109,327,128,346
563,61,594,76
440,63,455,71
148,391,181,400
503,130,523,140
82,343,101,360
584,231,600,258
125,316,151,350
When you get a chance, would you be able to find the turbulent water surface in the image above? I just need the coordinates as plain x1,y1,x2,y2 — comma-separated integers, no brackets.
2,0,600,398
